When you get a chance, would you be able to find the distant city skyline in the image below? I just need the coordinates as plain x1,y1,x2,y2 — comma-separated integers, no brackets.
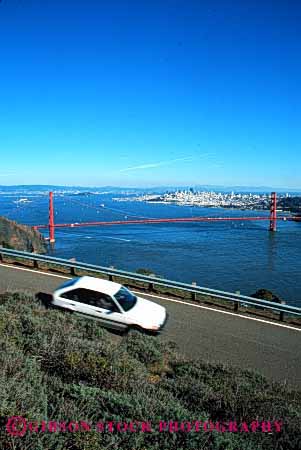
0,183,301,194
0,1,300,188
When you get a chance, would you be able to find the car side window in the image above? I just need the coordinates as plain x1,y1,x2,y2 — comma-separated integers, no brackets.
61,288,83,302
94,293,118,311
95,294,119,311
61,288,118,311
61,288,96,303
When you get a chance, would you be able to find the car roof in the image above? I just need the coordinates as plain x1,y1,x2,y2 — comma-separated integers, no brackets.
64,276,122,296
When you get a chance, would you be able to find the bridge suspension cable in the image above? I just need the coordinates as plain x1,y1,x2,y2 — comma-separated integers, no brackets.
62,195,155,220
30,191,285,244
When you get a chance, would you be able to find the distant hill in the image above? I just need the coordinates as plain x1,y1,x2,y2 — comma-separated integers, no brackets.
1,184,301,194
278,196,301,213
0,216,46,253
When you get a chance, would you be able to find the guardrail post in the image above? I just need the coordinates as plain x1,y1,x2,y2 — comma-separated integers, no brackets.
0,251,2,262
69,258,76,276
191,282,197,301
109,266,114,281
33,260,39,269
279,301,286,321
149,282,154,292
234,291,240,311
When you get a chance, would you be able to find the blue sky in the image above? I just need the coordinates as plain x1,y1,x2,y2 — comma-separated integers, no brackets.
0,0,300,188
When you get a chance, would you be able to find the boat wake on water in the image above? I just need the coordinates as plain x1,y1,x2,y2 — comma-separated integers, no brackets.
102,236,131,242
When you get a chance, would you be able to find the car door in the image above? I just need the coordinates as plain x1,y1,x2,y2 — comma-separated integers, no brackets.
59,288,84,312
69,288,96,316
62,288,127,330
89,291,128,330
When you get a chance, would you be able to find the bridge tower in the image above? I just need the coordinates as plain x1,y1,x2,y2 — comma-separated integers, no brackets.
269,192,277,232
49,191,55,243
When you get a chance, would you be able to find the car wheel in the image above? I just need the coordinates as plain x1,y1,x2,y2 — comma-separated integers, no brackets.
128,325,144,335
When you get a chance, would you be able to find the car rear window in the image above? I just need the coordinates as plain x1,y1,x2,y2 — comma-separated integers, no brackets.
58,278,79,289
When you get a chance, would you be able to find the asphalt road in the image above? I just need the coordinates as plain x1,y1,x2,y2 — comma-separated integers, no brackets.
0,263,300,388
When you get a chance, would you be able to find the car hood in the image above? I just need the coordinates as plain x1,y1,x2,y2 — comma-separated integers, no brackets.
126,296,166,326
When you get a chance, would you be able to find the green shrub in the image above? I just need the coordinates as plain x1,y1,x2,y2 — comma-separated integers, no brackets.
121,330,164,365
0,292,300,450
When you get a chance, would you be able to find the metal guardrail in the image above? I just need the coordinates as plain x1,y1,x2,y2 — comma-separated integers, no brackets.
0,247,300,320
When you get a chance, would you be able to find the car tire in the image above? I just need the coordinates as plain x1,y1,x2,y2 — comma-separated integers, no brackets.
128,325,144,335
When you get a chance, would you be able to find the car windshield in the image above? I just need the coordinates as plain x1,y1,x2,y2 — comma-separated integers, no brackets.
114,287,137,312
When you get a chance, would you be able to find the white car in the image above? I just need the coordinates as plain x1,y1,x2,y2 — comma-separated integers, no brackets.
51,276,168,333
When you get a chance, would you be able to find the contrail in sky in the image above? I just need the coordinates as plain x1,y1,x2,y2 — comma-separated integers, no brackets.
0,172,16,177
119,153,214,173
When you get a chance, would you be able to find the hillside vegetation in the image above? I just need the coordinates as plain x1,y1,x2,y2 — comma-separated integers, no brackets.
0,292,300,450
278,196,301,213
0,216,46,253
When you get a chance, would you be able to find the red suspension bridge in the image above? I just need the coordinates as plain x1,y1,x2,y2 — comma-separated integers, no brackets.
30,192,299,244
